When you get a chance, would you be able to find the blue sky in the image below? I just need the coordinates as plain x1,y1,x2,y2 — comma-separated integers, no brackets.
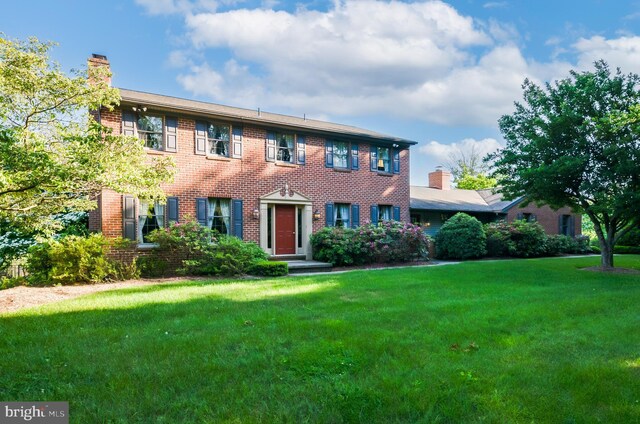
2,0,640,185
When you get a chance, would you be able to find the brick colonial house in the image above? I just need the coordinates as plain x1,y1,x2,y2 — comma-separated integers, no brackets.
410,168,582,237
87,55,416,259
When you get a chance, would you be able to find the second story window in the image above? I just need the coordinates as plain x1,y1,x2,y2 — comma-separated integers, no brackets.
377,147,391,173
207,123,230,157
370,146,400,174
276,133,294,163
137,114,163,150
333,141,349,169
325,140,359,170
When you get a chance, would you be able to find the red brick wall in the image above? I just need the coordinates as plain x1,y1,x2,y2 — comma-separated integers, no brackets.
506,203,582,236
93,108,411,243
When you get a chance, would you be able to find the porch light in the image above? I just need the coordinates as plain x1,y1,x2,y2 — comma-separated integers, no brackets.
252,208,260,219
313,209,321,221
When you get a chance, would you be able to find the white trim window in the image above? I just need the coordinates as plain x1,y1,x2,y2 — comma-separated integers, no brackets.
137,114,163,150
208,198,231,235
376,147,391,173
139,202,164,243
276,133,295,163
379,205,392,222
334,203,351,228
207,122,230,157
333,141,349,169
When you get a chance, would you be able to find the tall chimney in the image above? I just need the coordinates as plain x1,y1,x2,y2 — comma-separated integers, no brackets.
428,167,451,190
87,53,111,86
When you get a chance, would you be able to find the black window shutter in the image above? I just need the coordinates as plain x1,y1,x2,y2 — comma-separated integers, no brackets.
166,196,179,224
393,149,400,174
266,132,276,162
393,206,401,221
351,204,360,228
122,112,136,137
165,117,178,152
351,144,359,170
558,215,563,235
370,147,378,171
325,140,334,168
232,126,243,159
122,195,136,241
370,205,379,225
297,135,306,164
569,215,575,237
195,121,207,155
232,199,243,239
325,203,334,227
196,198,208,226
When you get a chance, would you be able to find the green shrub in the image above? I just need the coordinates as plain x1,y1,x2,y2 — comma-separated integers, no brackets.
614,245,640,254
545,235,576,256
0,276,26,290
135,255,169,278
310,222,430,266
435,213,486,260
26,234,116,286
249,261,288,276
617,227,640,247
144,219,268,277
485,221,514,257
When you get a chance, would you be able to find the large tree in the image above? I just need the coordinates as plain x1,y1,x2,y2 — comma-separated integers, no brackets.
0,36,174,234
493,61,640,269
447,146,497,190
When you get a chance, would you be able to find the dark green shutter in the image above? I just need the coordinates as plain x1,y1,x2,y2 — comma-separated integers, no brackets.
393,149,400,174
266,132,276,161
393,206,401,221
351,144,359,170
297,136,306,164
195,122,207,155
123,195,136,241
325,203,334,227
167,196,179,224
370,147,377,171
122,112,136,137
232,126,243,159
351,204,360,228
165,117,177,152
232,199,243,239
196,198,207,226
370,205,379,225
325,140,334,168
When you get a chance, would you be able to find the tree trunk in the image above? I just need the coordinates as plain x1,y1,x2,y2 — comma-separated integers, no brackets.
599,238,614,269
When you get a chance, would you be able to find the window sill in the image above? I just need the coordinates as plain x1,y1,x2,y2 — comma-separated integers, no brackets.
137,243,159,250
206,155,231,162
375,171,393,177
333,167,352,173
275,162,298,168
145,148,166,155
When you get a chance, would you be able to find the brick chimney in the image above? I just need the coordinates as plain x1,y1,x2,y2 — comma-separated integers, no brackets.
87,53,111,86
428,167,451,190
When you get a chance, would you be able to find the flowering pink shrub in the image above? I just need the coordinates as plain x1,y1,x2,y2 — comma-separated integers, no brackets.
310,221,430,266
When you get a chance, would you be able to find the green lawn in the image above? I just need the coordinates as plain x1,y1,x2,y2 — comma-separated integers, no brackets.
1,256,640,423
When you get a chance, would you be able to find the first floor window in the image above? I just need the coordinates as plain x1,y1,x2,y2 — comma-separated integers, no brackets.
209,198,231,235
334,203,350,228
379,205,392,221
276,133,294,163
137,114,163,150
377,147,391,173
207,122,230,157
560,214,572,236
139,202,164,243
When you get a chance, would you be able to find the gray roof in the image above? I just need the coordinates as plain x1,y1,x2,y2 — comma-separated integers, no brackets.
118,88,417,147
410,186,522,213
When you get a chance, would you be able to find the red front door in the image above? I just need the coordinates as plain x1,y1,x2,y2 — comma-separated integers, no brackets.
275,205,296,255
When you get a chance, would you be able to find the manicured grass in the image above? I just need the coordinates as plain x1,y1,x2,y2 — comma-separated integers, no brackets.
1,256,640,423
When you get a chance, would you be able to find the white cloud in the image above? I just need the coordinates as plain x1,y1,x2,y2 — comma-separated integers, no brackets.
573,36,640,74
156,1,640,127
418,138,503,165
483,2,508,9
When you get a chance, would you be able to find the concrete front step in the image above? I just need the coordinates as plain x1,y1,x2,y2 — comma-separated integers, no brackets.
285,260,333,274
269,254,306,261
